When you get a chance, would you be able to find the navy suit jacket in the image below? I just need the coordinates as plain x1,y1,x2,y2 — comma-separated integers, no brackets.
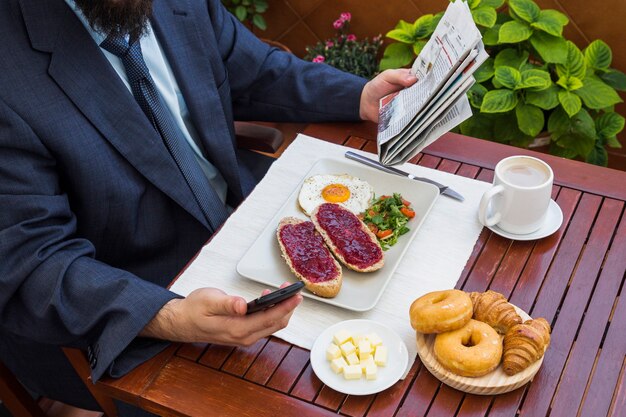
0,0,366,384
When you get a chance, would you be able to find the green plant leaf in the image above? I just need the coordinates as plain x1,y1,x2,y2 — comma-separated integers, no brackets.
483,24,501,46
413,40,427,56
549,107,596,157
550,142,579,158
461,113,497,140
234,5,247,21
474,58,495,82
431,12,444,31
499,20,533,43
494,112,534,146
531,10,568,37
468,83,489,108
607,136,622,148
509,0,540,23
253,0,268,12
584,40,612,70
252,14,266,30
600,69,626,91
526,84,560,109
495,48,529,69
529,31,568,64
585,142,608,166
472,6,497,27
467,0,481,9
558,90,582,116
482,0,505,6
575,76,623,109
379,43,414,70
494,66,521,89
396,19,413,32
519,69,551,90
386,28,415,44
556,75,583,91
556,41,586,80
414,14,435,38
595,112,625,138
481,89,519,113
516,102,545,136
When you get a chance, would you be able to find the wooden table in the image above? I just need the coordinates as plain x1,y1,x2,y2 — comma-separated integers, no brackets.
94,123,626,417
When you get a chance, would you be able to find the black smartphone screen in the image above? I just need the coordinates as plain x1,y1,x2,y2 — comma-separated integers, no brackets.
245,281,305,314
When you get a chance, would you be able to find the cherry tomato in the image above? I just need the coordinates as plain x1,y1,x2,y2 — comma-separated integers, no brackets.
376,229,393,239
400,207,416,218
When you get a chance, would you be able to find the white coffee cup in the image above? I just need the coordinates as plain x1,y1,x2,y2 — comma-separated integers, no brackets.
478,155,554,235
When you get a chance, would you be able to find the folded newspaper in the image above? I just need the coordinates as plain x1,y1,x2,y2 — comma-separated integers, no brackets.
377,0,488,165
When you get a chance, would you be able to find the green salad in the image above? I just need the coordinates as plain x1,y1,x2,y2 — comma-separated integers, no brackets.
359,193,416,250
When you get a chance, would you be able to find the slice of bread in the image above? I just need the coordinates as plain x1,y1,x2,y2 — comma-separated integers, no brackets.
276,217,342,298
311,203,384,272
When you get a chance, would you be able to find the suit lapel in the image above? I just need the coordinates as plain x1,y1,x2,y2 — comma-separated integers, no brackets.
151,1,244,202
20,0,210,229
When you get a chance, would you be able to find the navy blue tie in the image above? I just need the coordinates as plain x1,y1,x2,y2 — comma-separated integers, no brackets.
100,33,229,232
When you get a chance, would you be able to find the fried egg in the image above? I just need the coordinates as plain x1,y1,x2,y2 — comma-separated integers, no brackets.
298,174,374,216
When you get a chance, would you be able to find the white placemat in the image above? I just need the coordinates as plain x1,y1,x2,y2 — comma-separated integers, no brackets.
170,134,490,378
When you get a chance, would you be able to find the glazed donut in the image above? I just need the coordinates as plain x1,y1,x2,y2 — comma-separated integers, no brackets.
433,319,503,377
409,289,473,334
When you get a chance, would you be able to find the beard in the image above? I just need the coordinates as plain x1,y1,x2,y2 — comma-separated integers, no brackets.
74,0,154,39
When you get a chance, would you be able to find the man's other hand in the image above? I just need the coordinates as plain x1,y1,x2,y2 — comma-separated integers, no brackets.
359,69,418,123
140,282,302,346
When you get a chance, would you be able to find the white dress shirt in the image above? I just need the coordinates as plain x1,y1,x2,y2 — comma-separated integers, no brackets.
65,0,228,204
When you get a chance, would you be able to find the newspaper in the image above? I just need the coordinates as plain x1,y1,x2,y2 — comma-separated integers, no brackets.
377,0,488,165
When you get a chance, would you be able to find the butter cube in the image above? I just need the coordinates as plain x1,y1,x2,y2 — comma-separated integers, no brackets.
358,340,372,360
326,343,341,361
333,329,352,346
366,332,383,347
340,341,356,357
360,356,375,372
352,334,364,346
343,365,362,380
374,345,388,366
330,357,347,374
365,363,378,380
346,352,359,365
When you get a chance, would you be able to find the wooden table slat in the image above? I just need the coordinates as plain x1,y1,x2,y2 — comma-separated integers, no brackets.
456,163,481,180
220,338,268,377
462,234,511,293
175,343,207,362
244,337,291,385
519,197,622,417
437,159,462,174
290,363,323,402
364,359,420,417
314,385,346,411
549,201,625,417
337,393,375,417
508,188,581,311
424,385,464,417
140,357,337,417
417,154,441,169
607,362,626,417
395,363,440,417
266,345,310,393
198,344,234,369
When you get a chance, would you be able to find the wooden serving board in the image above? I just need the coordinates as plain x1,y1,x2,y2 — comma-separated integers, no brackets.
415,307,545,395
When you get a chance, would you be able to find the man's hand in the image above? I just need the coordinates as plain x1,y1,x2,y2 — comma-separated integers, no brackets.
359,69,418,123
141,283,302,346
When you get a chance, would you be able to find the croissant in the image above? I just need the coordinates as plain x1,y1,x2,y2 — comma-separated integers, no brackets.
502,318,551,375
469,290,522,334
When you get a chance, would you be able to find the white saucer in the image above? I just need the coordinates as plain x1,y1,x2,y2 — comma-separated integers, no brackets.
486,199,563,241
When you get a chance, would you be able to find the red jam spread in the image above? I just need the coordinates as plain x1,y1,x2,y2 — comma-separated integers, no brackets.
279,221,340,283
315,203,383,269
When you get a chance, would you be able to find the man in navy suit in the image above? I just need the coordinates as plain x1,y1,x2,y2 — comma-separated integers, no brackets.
0,0,417,411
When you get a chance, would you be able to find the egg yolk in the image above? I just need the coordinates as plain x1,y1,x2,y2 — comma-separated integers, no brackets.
321,183,351,203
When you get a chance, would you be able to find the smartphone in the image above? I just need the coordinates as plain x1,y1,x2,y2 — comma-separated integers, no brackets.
246,281,305,314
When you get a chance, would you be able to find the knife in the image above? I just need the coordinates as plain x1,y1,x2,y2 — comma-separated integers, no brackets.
345,151,465,202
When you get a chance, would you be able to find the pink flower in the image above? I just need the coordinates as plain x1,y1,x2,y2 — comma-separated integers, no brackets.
340,12,352,22
333,19,344,29
347,34,357,41
312,55,325,63
326,40,334,48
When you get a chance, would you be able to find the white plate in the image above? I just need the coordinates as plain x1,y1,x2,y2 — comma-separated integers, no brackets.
310,319,409,395
236,157,440,311
486,199,563,241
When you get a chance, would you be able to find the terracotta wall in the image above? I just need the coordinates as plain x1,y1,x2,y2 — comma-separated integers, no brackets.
257,0,626,171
